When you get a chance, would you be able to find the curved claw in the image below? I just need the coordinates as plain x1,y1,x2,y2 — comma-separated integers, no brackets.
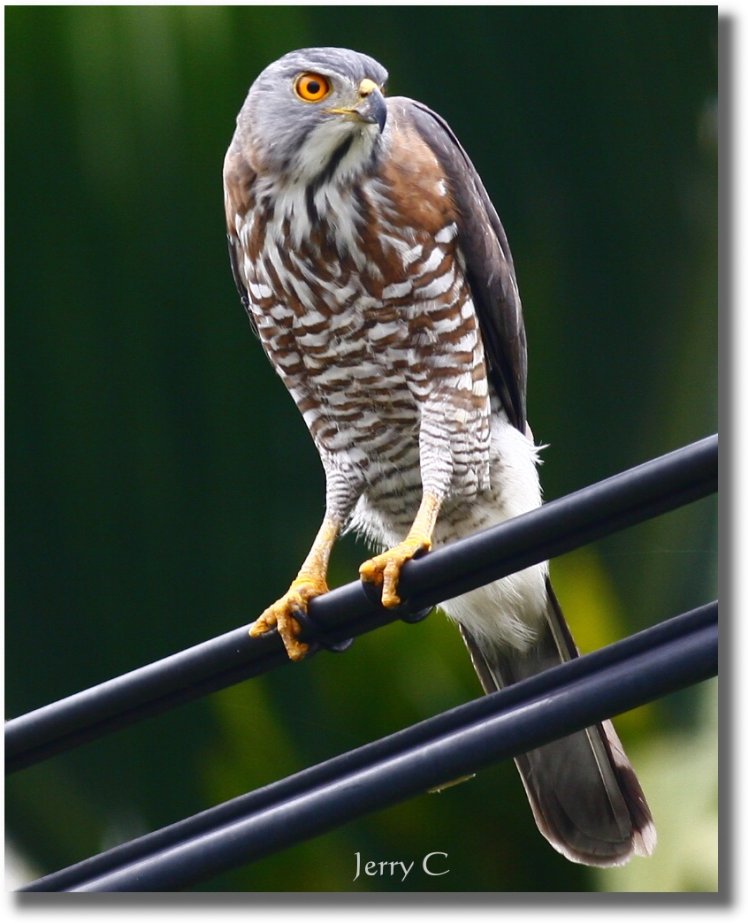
359,537,431,608
249,575,329,661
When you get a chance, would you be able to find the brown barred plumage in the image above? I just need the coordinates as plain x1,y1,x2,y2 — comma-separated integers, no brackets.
223,47,655,868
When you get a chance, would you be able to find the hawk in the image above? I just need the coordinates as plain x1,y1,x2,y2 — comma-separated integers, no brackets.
223,47,655,867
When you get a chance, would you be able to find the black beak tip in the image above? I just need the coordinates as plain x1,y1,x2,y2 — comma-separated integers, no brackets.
358,88,387,133
371,89,387,133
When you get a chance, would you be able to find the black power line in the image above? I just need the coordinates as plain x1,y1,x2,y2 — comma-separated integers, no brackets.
5,434,717,773
22,601,717,892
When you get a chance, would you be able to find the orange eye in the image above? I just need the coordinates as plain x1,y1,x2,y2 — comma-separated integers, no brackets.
294,72,331,102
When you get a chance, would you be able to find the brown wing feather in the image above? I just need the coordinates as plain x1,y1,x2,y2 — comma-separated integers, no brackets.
223,144,258,336
403,98,527,432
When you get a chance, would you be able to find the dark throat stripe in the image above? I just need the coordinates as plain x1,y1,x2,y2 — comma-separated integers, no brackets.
305,135,356,224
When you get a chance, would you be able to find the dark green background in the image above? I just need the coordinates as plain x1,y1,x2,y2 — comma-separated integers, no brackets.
5,6,717,892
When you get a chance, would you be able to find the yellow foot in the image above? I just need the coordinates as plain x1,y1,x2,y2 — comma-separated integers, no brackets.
249,575,328,662
359,537,431,608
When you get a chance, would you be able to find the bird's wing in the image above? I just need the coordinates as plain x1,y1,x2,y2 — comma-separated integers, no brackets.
402,98,527,432
223,143,258,336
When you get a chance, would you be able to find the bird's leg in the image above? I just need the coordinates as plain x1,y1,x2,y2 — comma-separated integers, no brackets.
249,516,339,661
359,491,442,608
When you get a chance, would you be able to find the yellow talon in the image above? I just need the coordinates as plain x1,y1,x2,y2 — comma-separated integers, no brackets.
251,515,340,662
360,492,441,607
249,574,329,662
359,536,431,608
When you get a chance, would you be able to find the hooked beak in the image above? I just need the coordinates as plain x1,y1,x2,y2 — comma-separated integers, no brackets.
328,78,387,133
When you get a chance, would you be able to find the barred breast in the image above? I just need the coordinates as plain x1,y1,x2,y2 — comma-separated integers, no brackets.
231,117,495,538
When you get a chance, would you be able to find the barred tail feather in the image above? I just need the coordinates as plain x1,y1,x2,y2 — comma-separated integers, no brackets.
459,578,656,867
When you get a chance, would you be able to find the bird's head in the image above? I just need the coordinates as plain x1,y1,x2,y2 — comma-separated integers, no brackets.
235,47,389,183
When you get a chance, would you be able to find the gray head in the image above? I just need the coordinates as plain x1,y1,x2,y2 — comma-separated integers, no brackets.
234,47,389,183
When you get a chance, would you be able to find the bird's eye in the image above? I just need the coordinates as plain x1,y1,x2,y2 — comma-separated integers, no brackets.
294,72,332,102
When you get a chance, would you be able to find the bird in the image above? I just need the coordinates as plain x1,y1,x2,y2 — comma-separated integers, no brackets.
223,46,656,867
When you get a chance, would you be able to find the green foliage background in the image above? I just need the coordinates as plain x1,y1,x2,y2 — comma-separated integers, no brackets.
5,6,717,893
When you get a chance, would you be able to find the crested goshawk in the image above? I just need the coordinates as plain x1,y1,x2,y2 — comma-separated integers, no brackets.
223,47,655,867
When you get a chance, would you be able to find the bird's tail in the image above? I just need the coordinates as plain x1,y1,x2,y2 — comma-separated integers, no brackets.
459,578,656,867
